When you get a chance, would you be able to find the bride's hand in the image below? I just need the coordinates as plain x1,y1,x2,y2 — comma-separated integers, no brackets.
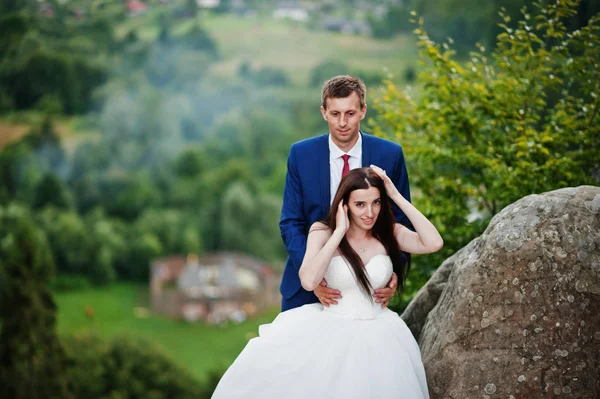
335,201,349,234
370,164,402,199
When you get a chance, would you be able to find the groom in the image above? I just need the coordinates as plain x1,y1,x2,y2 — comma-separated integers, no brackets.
279,75,412,311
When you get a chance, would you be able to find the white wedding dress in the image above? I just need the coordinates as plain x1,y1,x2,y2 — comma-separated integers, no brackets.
211,254,430,399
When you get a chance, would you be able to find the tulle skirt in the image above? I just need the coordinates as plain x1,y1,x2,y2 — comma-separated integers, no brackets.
212,303,430,399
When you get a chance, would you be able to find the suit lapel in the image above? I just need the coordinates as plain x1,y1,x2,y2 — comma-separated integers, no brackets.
318,134,330,215
361,131,372,168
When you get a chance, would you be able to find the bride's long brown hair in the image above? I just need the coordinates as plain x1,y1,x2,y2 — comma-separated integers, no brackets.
321,167,408,298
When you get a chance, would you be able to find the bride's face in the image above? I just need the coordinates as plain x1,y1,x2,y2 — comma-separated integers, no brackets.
347,186,381,230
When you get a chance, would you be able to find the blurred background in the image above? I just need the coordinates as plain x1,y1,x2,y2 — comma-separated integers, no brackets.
0,0,598,397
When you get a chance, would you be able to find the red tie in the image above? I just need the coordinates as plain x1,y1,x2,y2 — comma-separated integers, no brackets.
341,154,350,177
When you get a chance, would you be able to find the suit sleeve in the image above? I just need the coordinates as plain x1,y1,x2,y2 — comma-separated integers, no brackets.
392,145,413,229
279,146,308,273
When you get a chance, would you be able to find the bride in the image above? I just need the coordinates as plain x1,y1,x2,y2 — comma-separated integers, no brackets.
212,165,443,399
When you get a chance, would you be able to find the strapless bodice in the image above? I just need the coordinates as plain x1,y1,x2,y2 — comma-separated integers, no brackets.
323,254,393,319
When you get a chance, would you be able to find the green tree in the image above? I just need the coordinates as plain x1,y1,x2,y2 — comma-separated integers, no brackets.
134,208,203,255
33,172,73,210
309,60,350,87
174,148,206,178
196,159,255,251
24,117,66,171
103,174,160,221
0,0,35,13
252,66,290,86
100,86,183,171
372,0,599,306
63,334,207,398
37,208,88,275
36,208,119,284
84,212,121,285
120,232,163,281
221,181,255,253
221,181,285,261
183,23,219,57
0,204,72,398
0,3,107,114
0,141,39,204
367,3,414,39
0,118,65,206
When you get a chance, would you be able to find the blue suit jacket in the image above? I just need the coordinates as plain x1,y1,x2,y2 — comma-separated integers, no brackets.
279,132,411,311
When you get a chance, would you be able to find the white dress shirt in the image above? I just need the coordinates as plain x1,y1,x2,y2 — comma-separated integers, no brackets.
329,133,362,204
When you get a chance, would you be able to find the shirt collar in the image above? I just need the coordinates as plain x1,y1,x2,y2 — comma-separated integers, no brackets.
329,132,362,160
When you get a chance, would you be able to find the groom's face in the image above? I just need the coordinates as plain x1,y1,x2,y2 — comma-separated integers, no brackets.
321,92,366,150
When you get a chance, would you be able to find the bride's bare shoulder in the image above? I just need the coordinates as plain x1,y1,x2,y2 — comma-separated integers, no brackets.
309,221,331,235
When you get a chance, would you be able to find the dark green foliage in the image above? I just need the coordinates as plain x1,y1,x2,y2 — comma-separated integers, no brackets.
144,20,218,88
174,148,206,178
102,175,160,221
0,13,29,58
49,274,91,292
238,61,251,78
185,0,198,18
370,0,599,54
369,0,495,51
355,69,386,88
0,119,68,207
1,48,107,114
0,0,35,14
63,333,213,398
0,141,34,203
118,232,163,281
70,140,111,180
214,0,231,14
144,45,179,88
239,63,290,86
24,117,66,170
403,66,416,83
0,204,73,399
368,4,414,38
0,6,108,115
134,208,203,256
36,208,121,285
310,60,350,87
183,23,219,57
221,181,286,261
309,60,385,88
201,369,227,398
374,0,599,311
253,66,290,86
33,172,73,210
491,0,600,44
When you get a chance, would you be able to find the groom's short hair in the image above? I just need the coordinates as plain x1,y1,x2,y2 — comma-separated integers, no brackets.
321,75,366,110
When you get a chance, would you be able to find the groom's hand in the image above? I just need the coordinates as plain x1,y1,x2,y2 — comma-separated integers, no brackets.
314,279,341,307
374,273,398,308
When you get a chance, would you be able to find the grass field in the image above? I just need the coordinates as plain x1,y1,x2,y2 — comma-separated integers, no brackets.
55,283,280,383
202,15,419,85
118,11,419,86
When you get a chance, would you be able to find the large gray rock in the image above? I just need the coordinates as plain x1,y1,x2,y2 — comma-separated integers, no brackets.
402,252,457,340
415,186,600,399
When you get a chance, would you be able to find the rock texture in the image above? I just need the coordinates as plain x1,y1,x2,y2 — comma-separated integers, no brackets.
402,252,456,340
412,186,600,399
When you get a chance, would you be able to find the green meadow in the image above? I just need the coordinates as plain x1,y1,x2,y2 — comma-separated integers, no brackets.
203,15,418,84
117,13,418,86
55,283,280,383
